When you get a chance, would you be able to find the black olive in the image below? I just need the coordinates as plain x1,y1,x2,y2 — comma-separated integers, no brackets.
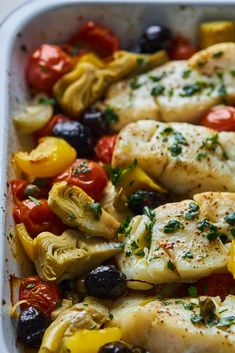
98,341,132,353
128,190,168,215
52,121,95,157
140,25,172,53
80,107,109,137
17,307,50,348
23,184,40,198
85,265,126,300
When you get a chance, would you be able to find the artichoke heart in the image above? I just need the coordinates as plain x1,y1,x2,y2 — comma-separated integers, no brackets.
53,50,168,117
39,298,109,353
34,229,121,282
48,181,120,239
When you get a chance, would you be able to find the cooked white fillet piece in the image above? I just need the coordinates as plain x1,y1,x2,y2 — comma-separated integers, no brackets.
102,43,235,131
117,192,235,289
112,120,235,196
110,295,235,353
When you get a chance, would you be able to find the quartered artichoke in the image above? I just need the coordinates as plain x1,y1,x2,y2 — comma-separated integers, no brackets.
53,50,168,117
39,298,109,353
48,181,120,239
34,229,121,282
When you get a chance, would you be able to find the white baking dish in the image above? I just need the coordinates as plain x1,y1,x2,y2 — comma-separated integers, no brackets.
1,0,235,351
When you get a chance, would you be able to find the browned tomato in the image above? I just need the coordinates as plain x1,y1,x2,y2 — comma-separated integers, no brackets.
95,135,117,164
201,105,235,131
195,274,235,300
168,35,197,60
53,159,108,201
10,179,28,202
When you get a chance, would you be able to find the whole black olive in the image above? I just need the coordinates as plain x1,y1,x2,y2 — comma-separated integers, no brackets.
140,25,172,53
52,121,95,157
98,341,132,353
17,307,50,348
23,184,40,198
85,265,126,300
80,107,109,137
128,190,168,215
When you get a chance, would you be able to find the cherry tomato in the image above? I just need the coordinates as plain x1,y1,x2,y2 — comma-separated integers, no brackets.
10,179,28,202
69,21,120,59
95,135,117,164
53,159,108,201
26,44,72,94
201,105,235,131
168,36,197,60
13,198,65,238
35,114,71,139
19,276,60,316
195,274,235,300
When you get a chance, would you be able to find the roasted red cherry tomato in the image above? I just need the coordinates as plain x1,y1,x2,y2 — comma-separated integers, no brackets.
53,159,108,201
168,36,197,60
95,135,117,164
26,44,72,94
201,105,235,131
13,198,65,238
19,276,60,316
69,21,120,59
195,274,235,300
35,114,71,139
10,179,28,202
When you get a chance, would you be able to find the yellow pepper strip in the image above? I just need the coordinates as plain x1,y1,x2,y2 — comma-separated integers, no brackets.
16,223,34,262
14,137,76,177
60,328,122,353
228,240,235,279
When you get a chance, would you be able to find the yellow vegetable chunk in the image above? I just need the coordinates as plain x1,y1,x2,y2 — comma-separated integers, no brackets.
14,137,76,177
228,240,235,279
16,223,34,261
60,328,122,353
200,21,235,49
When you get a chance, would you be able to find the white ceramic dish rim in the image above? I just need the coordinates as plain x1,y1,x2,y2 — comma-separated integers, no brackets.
1,0,235,352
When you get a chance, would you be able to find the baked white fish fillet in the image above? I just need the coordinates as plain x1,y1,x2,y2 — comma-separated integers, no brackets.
110,295,235,353
112,120,235,196
117,192,235,289
101,43,235,131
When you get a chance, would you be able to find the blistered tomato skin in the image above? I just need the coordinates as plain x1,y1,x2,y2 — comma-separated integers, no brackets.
17,306,50,348
201,105,235,131
168,36,197,60
53,159,108,201
140,25,172,53
26,44,72,93
85,265,126,300
95,135,117,164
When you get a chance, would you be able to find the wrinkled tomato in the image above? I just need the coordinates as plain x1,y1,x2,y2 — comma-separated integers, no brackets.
13,198,65,238
95,135,117,164
26,44,72,94
35,114,71,139
69,21,120,59
53,159,108,201
10,179,28,202
201,105,235,131
168,36,197,60
195,274,235,300
19,276,60,316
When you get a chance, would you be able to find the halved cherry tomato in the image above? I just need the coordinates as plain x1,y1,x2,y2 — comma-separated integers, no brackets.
26,44,72,94
69,21,120,59
10,179,27,202
168,36,197,60
195,273,235,300
35,114,71,139
95,135,117,164
19,276,60,316
53,159,108,201
201,105,235,131
13,198,65,238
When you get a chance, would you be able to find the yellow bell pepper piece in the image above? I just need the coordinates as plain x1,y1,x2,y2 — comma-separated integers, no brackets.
228,240,235,279
14,137,76,177
60,328,122,353
16,223,34,261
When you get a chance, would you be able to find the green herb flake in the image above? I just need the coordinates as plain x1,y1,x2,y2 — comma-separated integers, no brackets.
183,302,196,310
180,83,201,97
151,84,165,97
182,251,194,259
135,248,145,257
224,212,235,225
218,84,227,103
212,51,223,58
118,217,132,237
167,259,175,271
55,300,63,309
168,143,182,157
38,97,56,106
89,202,102,220
202,134,219,151
149,72,166,82
196,152,208,161
136,57,145,66
26,283,36,289
191,314,203,324
182,70,191,79
168,88,174,97
230,69,235,77
105,107,119,124
109,313,114,320
184,202,199,220
188,286,198,297
164,219,183,233
130,76,143,90
143,206,156,222
217,316,235,327
28,196,41,206
73,161,91,176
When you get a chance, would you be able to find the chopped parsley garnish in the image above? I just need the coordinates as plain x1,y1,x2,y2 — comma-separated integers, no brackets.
182,69,191,79
26,283,35,289
218,84,227,103
188,286,198,297
135,248,145,257
143,206,156,247
196,152,207,161
216,71,224,80
202,133,219,151
161,127,188,158
105,159,137,186
89,202,102,220
217,316,235,327
28,196,41,205
149,72,166,82
130,77,143,90
143,206,156,222
174,131,187,145
136,57,145,66
55,300,63,309
184,202,199,220
105,107,119,124
164,219,183,233
212,51,223,58
224,212,235,225
168,88,174,97
180,83,201,97
182,251,194,259
38,97,56,106
118,217,132,236
191,314,203,324
151,84,165,96
73,161,91,176
160,127,174,136
168,143,182,157
230,69,235,77
167,259,175,271
182,302,196,310
197,219,227,242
